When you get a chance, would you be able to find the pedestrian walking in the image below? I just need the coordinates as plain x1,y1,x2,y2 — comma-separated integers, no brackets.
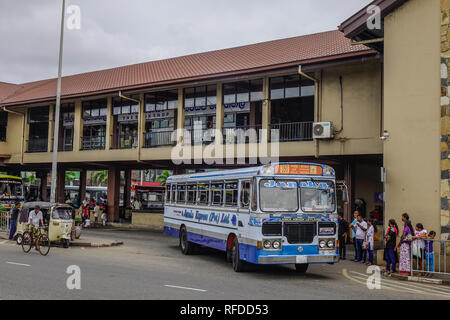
424,231,436,278
101,211,107,227
362,219,376,266
350,210,360,260
350,214,367,262
383,219,398,275
93,203,101,228
8,201,20,240
337,213,349,260
398,213,415,275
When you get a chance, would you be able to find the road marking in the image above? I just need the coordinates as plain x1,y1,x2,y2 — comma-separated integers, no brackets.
164,284,207,292
6,261,31,267
349,270,450,295
343,269,450,298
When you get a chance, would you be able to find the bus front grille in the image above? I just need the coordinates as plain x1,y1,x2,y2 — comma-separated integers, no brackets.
283,222,316,244
262,222,282,236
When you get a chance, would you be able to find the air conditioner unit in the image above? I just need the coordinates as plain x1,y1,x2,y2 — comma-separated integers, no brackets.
313,122,333,139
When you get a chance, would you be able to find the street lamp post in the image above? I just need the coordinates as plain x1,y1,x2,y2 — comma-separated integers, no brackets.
50,0,66,203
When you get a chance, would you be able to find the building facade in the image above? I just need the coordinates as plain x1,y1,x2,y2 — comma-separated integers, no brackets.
0,0,448,239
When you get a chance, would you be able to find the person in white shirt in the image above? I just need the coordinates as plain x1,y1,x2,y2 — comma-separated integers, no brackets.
93,203,101,228
362,219,377,266
133,198,142,210
350,215,367,262
28,205,44,250
411,223,427,275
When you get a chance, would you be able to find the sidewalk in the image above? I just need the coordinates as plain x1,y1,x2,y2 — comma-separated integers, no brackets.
0,230,123,248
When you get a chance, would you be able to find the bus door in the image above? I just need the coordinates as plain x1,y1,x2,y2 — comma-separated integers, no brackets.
237,180,251,232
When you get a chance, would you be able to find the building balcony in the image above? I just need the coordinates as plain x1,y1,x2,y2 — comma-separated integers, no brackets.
223,125,262,144
269,121,313,142
81,136,106,151
143,131,174,148
26,138,48,153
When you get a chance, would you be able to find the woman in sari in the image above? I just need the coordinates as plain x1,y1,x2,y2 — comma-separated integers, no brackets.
398,213,415,275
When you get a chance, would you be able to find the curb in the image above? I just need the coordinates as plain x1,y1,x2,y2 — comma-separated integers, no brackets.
70,241,124,248
388,272,450,286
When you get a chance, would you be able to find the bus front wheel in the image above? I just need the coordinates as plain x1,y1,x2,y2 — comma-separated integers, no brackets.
231,238,245,272
179,227,193,255
295,263,309,273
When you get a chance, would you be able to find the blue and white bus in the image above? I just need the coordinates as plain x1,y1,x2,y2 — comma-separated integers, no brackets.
164,162,340,273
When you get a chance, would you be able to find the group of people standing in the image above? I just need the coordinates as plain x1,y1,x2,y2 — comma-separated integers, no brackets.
338,210,437,277
338,211,377,266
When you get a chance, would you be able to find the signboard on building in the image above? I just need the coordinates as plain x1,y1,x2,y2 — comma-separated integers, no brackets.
83,116,107,125
145,110,174,120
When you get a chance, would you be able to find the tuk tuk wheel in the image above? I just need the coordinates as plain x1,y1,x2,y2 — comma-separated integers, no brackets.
62,239,70,248
16,233,23,245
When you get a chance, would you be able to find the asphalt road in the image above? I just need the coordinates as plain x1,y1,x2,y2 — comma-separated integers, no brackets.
1,228,449,300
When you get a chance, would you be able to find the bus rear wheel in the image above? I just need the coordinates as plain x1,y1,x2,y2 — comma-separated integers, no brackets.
231,238,245,272
179,227,194,255
294,263,309,273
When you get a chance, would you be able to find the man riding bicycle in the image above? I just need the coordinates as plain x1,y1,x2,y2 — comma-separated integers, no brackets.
27,205,44,251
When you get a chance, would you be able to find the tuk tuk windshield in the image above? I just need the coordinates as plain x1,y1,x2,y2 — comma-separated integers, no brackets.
53,207,73,220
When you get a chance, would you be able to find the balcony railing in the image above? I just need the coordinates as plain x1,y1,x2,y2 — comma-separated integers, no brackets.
143,131,174,148
223,125,262,144
269,122,313,142
81,136,106,150
112,133,138,149
183,129,215,146
27,138,48,153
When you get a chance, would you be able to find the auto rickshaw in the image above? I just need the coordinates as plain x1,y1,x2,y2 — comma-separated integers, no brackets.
15,201,74,248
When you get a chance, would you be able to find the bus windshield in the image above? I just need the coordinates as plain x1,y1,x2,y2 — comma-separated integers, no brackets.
0,179,23,199
259,179,298,212
300,180,335,212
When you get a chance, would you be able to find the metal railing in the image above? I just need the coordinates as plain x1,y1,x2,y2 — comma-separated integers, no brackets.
27,138,48,153
143,131,175,148
183,129,216,146
223,125,262,144
410,238,450,277
113,133,138,149
81,136,106,150
0,210,10,232
269,121,313,142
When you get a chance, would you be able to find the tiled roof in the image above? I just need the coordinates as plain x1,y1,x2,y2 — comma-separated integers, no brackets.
0,30,374,106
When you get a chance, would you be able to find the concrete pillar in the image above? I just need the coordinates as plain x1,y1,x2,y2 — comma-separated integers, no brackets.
107,167,120,222
262,77,271,142
176,88,185,143
343,161,355,222
56,166,65,203
39,172,48,201
124,168,132,208
48,104,54,152
138,93,145,154
73,100,82,151
79,169,87,204
106,96,113,150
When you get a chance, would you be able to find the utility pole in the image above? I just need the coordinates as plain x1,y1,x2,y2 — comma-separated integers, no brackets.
50,0,66,203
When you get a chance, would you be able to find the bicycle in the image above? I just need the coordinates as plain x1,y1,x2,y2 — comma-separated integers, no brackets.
21,225,51,256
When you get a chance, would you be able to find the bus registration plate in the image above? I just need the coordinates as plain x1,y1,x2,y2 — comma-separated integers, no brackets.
296,256,307,264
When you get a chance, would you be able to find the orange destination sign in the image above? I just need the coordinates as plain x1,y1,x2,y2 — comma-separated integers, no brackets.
275,164,323,175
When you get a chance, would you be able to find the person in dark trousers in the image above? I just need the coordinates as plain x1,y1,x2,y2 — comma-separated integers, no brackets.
8,201,20,240
350,210,360,260
338,213,349,260
384,219,398,274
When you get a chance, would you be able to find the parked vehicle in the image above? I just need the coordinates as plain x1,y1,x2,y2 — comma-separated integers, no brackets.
15,201,74,248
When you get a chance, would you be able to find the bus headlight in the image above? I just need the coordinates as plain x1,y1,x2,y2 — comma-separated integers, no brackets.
272,240,281,250
327,240,335,248
319,240,326,248
263,240,272,249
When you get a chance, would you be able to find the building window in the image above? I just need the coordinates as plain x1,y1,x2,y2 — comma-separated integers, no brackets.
82,99,107,150
223,79,263,104
184,85,216,109
0,111,7,142
269,74,315,142
59,103,74,151
27,106,49,152
144,90,177,148
112,95,139,149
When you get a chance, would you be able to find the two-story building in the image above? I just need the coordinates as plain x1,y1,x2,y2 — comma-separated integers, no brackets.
0,0,448,240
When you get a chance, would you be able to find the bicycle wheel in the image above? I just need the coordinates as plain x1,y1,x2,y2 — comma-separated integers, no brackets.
38,234,51,256
21,231,32,253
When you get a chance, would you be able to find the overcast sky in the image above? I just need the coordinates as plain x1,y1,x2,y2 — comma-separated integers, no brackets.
0,0,372,84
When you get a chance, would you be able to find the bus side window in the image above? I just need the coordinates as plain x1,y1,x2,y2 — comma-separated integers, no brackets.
225,181,238,206
251,178,257,211
177,184,186,203
211,182,224,206
197,183,209,205
171,184,176,203
240,180,250,209
187,184,197,204
165,184,171,203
